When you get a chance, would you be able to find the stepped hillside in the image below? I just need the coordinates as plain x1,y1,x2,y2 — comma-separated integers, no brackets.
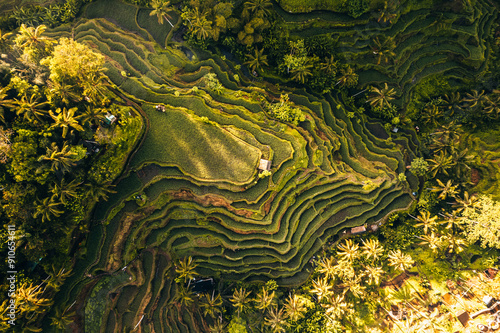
274,0,498,105
43,2,421,331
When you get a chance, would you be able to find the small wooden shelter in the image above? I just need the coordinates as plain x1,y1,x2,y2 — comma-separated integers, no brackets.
259,159,271,171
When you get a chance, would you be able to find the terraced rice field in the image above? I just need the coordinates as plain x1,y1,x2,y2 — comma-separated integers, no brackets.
41,0,500,330
275,0,497,104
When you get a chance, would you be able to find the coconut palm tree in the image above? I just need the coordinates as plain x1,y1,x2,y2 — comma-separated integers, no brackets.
444,234,467,255
47,80,79,106
361,238,384,262
84,182,116,203
321,55,338,75
377,0,398,24
15,24,54,58
388,249,414,273
291,61,313,83
244,48,268,72
33,196,63,222
175,256,197,284
453,191,479,213
430,179,458,200
336,65,358,87
80,73,109,105
451,148,473,179
16,282,53,315
254,287,276,312
367,83,396,111
176,285,195,308
230,287,251,316
192,14,213,40
413,210,438,234
208,317,226,333
199,292,223,319
310,277,332,302
49,107,84,138
371,36,396,65
79,105,107,127
38,142,77,174
244,0,273,18
13,94,48,123
463,89,486,109
264,306,287,333
337,239,359,262
364,265,384,285
47,265,72,290
283,293,306,322
426,151,455,178
149,0,174,27
417,232,441,253
318,256,336,279
324,294,348,321
50,306,75,331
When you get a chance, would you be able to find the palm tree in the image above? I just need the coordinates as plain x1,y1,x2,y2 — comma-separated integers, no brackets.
50,307,75,331
175,256,197,284
361,238,384,262
283,293,306,322
463,89,486,109
430,179,458,200
33,196,64,222
47,80,79,106
84,182,116,203
318,256,336,279
244,48,268,72
264,306,287,333
199,292,223,319
442,92,463,117
452,148,473,179
38,142,77,173
176,285,195,308
230,287,251,316
336,65,358,87
337,239,359,262
149,0,174,27
79,105,107,127
244,0,273,18
254,287,276,312
81,73,109,104
192,15,213,40
47,265,72,290
341,276,365,298
16,282,53,315
310,277,332,302
371,36,396,65
291,61,313,83
15,24,54,61
417,232,441,253
377,1,398,24
388,250,414,273
13,94,48,123
323,294,348,321
208,317,226,333
321,55,337,75
367,83,396,111
444,234,467,255
49,107,84,138
413,210,438,234
364,265,384,285
426,151,455,178
453,191,479,213
420,103,441,127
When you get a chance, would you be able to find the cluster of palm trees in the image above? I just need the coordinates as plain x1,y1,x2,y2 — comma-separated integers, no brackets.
0,265,73,332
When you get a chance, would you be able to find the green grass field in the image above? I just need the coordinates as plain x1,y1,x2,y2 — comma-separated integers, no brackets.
130,105,261,184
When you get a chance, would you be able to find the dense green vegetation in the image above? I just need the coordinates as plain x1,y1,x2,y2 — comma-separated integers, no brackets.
1,0,500,331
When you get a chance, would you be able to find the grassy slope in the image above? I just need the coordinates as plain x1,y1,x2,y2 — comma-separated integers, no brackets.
131,104,261,184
